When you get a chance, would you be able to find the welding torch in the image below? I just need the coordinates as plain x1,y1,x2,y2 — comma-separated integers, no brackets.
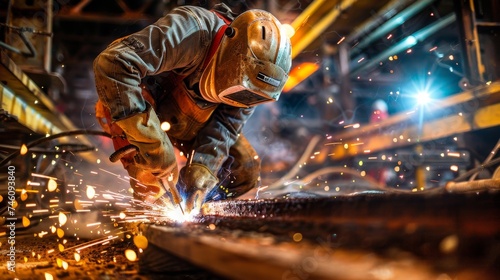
109,144,184,214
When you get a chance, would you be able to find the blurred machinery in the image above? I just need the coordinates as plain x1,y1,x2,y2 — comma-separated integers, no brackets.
1,0,500,279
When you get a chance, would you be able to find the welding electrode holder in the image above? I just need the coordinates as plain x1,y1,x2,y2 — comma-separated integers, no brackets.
109,145,138,163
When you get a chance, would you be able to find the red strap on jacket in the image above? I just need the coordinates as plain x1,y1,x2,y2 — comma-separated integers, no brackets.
203,11,231,68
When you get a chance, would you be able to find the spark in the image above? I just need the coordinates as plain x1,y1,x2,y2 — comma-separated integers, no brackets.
86,222,102,227
351,142,364,146
447,152,461,157
66,235,121,251
31,173,57,180
86,185,96,199
20,144,28,155
59,212,68,226
343,123,360,129
125,249,137,261
133,235,148,249
292,233,303,242
324,142,342,146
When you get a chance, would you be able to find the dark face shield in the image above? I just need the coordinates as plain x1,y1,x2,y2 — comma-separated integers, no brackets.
219,86,276,107
207,54,287,107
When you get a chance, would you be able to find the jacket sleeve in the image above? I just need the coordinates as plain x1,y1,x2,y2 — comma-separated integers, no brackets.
93,6,212,121
192,104,255,173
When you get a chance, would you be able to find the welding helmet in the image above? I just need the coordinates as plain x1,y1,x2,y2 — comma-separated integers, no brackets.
199,9,292,107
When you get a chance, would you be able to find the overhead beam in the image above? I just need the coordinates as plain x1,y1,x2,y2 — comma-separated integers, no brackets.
320,81,500,161
290,0,357,59
346,0,415,43
350,0,437,55
350,13,456,76
0,50,107,163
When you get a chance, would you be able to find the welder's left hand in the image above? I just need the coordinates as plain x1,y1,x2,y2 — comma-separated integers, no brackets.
180,163,218,214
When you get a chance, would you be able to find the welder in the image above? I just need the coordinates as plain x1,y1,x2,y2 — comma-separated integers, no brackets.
93,3,292,214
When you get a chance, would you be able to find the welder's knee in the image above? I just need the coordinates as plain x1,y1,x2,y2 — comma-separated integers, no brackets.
219,135,261,199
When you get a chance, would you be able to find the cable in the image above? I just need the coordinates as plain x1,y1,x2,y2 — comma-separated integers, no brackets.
0,130,111,167
267,135,321,190
452,156,500,182
468,137,500,181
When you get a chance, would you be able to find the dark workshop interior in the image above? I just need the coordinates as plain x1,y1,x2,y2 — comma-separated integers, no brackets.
1,0,499,279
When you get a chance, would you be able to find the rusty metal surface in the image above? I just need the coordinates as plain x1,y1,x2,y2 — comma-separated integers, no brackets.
141,191,500,279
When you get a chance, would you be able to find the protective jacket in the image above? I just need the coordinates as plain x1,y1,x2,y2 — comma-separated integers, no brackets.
94,5,255,177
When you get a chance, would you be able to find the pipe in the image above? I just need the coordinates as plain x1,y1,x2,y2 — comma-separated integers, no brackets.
350,13,456,76
347,0,415,44
446,178,500,192
350,0,437,55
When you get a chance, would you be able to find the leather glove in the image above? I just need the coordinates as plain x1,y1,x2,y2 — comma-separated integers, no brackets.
115,104,177,180
126,164,166,203
180,163,218,214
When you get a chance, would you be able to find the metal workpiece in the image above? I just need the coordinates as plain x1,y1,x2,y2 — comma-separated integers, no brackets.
140,191,500,279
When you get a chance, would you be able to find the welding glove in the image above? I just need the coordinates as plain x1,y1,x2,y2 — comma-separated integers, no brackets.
180,163,219,214
115,104,177,181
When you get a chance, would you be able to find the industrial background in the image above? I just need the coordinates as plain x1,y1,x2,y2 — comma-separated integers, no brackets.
0,0,499,279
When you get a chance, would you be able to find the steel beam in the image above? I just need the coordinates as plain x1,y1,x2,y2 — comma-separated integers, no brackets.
0,50,106,164
140,192,500,279
320,81,500,161
453,0,486,85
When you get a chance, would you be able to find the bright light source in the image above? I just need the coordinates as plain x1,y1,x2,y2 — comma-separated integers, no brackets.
417,91,431,105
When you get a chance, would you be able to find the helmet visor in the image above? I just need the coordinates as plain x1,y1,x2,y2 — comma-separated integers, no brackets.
218,54,287,107
219,85,275,107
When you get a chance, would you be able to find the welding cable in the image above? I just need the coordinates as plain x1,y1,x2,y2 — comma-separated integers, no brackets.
468,137,500,181
267,135,322,190
0,130,111,167
451,156,500,183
